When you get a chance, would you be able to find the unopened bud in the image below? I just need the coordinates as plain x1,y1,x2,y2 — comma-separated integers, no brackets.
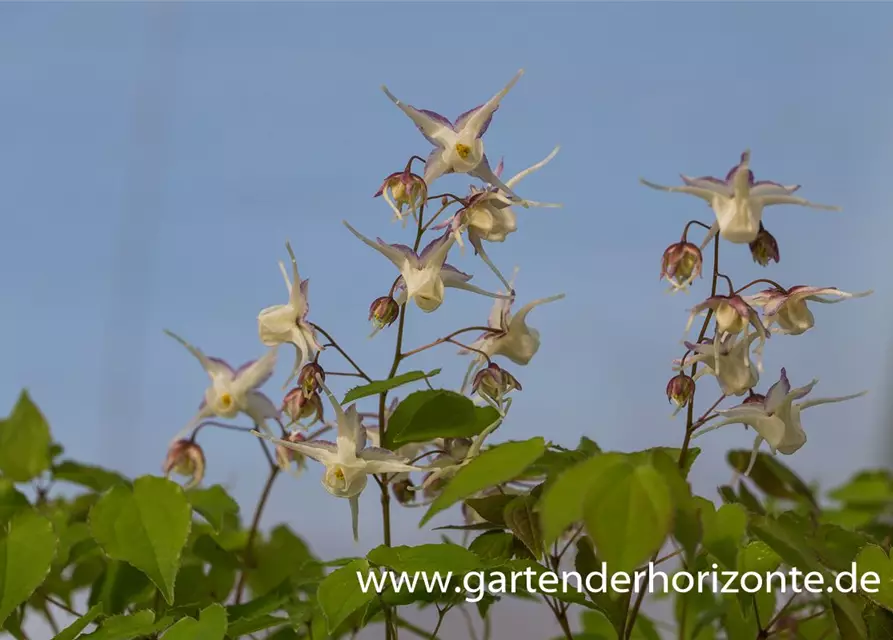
391,478,415,505
749,223,780,267
163,440,206,489
660,241,703,290
666,373,695,409
376,169,427,220
471,363,522,401
422,471,446,499
441,195,450,206
443,437,472,461
297,362,325,396
282,388,324,425
276,431,308,473
369,296,400,331
743,392,765,406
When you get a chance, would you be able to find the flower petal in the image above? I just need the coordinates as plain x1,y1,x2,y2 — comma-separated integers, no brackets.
231,348,278,395
381,85,456,147
343,221,416,269
640,178,718,203
243,391,280,424
253,430,340,465
165,330,235,383
454,69,524,140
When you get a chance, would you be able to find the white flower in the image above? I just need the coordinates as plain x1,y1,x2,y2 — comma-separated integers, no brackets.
343,222,507,313
257,242,322,384
165,331,279,442
381,70,525,197
744,286,873,336
694,368,866,475
253,379,419,541
466,280,565,366
678,331,761,397
435,147,562,288
640,150,840,247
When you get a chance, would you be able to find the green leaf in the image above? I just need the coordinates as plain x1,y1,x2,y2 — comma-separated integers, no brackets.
584,462,672,574
247,525,319,597
829,471,893,507
574,538,627,633
421,438,546,525
464,494,517,525
0,479,29,525
227,615,289,637
342,369,441,403
388,389,501,447
88,560,152,615
539,453,628,545
80,610,161,640
856,545,893,611
468,531,515,565
0,510,58,626
89,476,192,605
161,603,227,640
368,544,481,574
750,515,866,639
580,610,618,640
0,391,52,482
52,461,129,492
317,559,377,633
702,504,747,569
737,541,780,575
504,495,543,560
51,604,103,640
187,485,239,532
727,451,815,505
227,579,294,626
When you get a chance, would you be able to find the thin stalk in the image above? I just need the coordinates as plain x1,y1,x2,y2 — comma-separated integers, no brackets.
234,460,280,604
310,323,373,382
401,327,500,359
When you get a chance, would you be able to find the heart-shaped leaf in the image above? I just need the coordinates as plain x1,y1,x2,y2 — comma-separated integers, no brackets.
0,510,58,626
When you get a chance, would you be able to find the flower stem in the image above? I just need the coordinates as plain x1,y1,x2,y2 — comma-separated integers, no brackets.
310,323,373,382
625,234,721,640
401,327,499,359
234,462,280,604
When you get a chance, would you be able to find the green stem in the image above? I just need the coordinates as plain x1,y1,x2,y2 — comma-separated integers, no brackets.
234,464,280,604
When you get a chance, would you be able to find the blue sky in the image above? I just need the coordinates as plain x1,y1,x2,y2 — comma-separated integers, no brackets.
2,3,892,637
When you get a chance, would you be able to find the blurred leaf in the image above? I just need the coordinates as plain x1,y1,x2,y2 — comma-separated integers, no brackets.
0,479,29,525
50,604,102,640
227,579,294,627
464,494,516,525
504,495,543,560
0,510,57,626
829,471,893,507
317,559,377,633
575,538,627,633
584,462,672,574
737,541,780,575
0,391,52,482
468,531,514,565
187,485,239,532
421,438,546,525
89,476,192,605
579,610,618,640
539,453,628,545
387,389,500,447
88,560,151,615
247,525,319,597
228,614,290,636
342,369,441,403
727,451,815,506
856,545,893,611
368,543,481,574
80,610,168,640
161,603,226,640
52,461,129,492
702,504,747,570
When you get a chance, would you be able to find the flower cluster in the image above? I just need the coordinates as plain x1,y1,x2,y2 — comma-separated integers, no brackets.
162,70,565,540
643,151,872,475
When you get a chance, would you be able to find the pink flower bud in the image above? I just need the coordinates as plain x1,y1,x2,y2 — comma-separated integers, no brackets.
661,241,703,290
391,478,415,505
375,169,427,221
163,440,206,489
297,362,325,396
369,296,400,330
443,437,472,461
749,223,780,267
666,373,695,409
471,363,522,401
282,388,324,425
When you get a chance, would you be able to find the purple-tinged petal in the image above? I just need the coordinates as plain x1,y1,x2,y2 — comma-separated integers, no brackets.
494,157,504,179
455,104,497,139
374,171,403,197
724,152,755,185
379,239,417,260
245,391,280,422
418,230,451,264
418,108,454,129
764,368,791,414
440,263,473,282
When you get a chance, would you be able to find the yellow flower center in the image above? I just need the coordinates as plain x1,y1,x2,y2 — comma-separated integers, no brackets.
219,393,233,408
455,143,471,159
334,467,345,481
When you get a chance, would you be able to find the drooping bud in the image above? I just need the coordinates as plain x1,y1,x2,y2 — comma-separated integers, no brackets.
749,223,780,267
471,363,522,401
369,296,400,333
660,241,703,291
422,471,447,499
666,373,695,410
743,391,766,406
375,168,428,223
297,362,325,396
163,439,206,489
443,437,472,461
276,431,308,474
713,296,752,335
282,388,324,425
391,478,415,505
